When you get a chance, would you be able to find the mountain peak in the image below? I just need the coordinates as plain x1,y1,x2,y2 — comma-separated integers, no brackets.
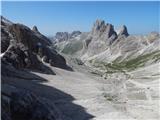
32,26,39,33
117,25,129,37
92,19,105,34
91,19,117,40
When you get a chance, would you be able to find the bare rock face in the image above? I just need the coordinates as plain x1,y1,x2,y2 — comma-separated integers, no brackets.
70,31,81,38
1,28,10,52
1,17,67,70
8,24,51,52
1,16,13,53
91,19,117,39
1,16,13,26
54,32,70,42
53,31,81,43
85,19,118,56
54,19,131,61
91,19,106,36
1,85,62,120
32,25,39,33
117,25,129,37
1,17,66,120
1,44,43,70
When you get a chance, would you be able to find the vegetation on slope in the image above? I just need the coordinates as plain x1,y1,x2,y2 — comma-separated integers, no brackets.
61,40,83,54
89,50,160,73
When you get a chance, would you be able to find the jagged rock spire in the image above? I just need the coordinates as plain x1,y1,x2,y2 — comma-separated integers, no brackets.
32,26,39,33
91,19,117,40
91,19,106,35
117,25,129,37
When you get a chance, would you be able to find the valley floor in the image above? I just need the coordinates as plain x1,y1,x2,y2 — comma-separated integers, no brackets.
4,62,160,120
32,62,160,120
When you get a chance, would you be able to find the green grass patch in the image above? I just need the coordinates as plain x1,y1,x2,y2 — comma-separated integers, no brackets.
61,41,83,54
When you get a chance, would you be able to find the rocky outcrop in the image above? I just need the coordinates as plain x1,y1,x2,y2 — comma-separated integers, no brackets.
1,17,67,71
1,17,67,120
8,24,51,50
54,32,70,42
1,28,10,52
85,19,118,56
91,19,117,40
91,19,106,36
70,31,81,38
54,19,130,58
53,31,81,43
1,44,42,70
1,84,62,120
32,25,39,33
1,16,13,26
117,25,129,37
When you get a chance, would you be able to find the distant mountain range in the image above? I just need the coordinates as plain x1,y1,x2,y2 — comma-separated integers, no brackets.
54,19,160,73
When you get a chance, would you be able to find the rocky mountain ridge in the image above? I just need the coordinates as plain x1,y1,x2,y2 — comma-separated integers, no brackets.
1,16,68,72
54,19,159,69
1,16,69,120
53,31,81,43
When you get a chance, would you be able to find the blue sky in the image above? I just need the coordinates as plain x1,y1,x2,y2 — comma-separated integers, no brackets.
1,1,159,36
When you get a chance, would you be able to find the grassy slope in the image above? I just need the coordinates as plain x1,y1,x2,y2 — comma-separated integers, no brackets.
61,40,83,54
89,50,160,73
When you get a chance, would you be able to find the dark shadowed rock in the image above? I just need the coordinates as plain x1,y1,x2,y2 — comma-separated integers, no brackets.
42,55,49,63
70,31,81,38
36,45,66,68
1,42,46,71
104,24,117,39
8,24,51,52
1,17,67,70
84,37,92,48
1,16,13,26
1,28,10,52
1,85,62,120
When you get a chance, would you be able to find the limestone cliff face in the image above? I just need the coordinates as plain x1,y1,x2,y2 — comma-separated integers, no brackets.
117,25,129,37
53,31,81,43
54,19,160,70
54,19,130,58
1,16,67,71
86,19,118,56
1,16,68,120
